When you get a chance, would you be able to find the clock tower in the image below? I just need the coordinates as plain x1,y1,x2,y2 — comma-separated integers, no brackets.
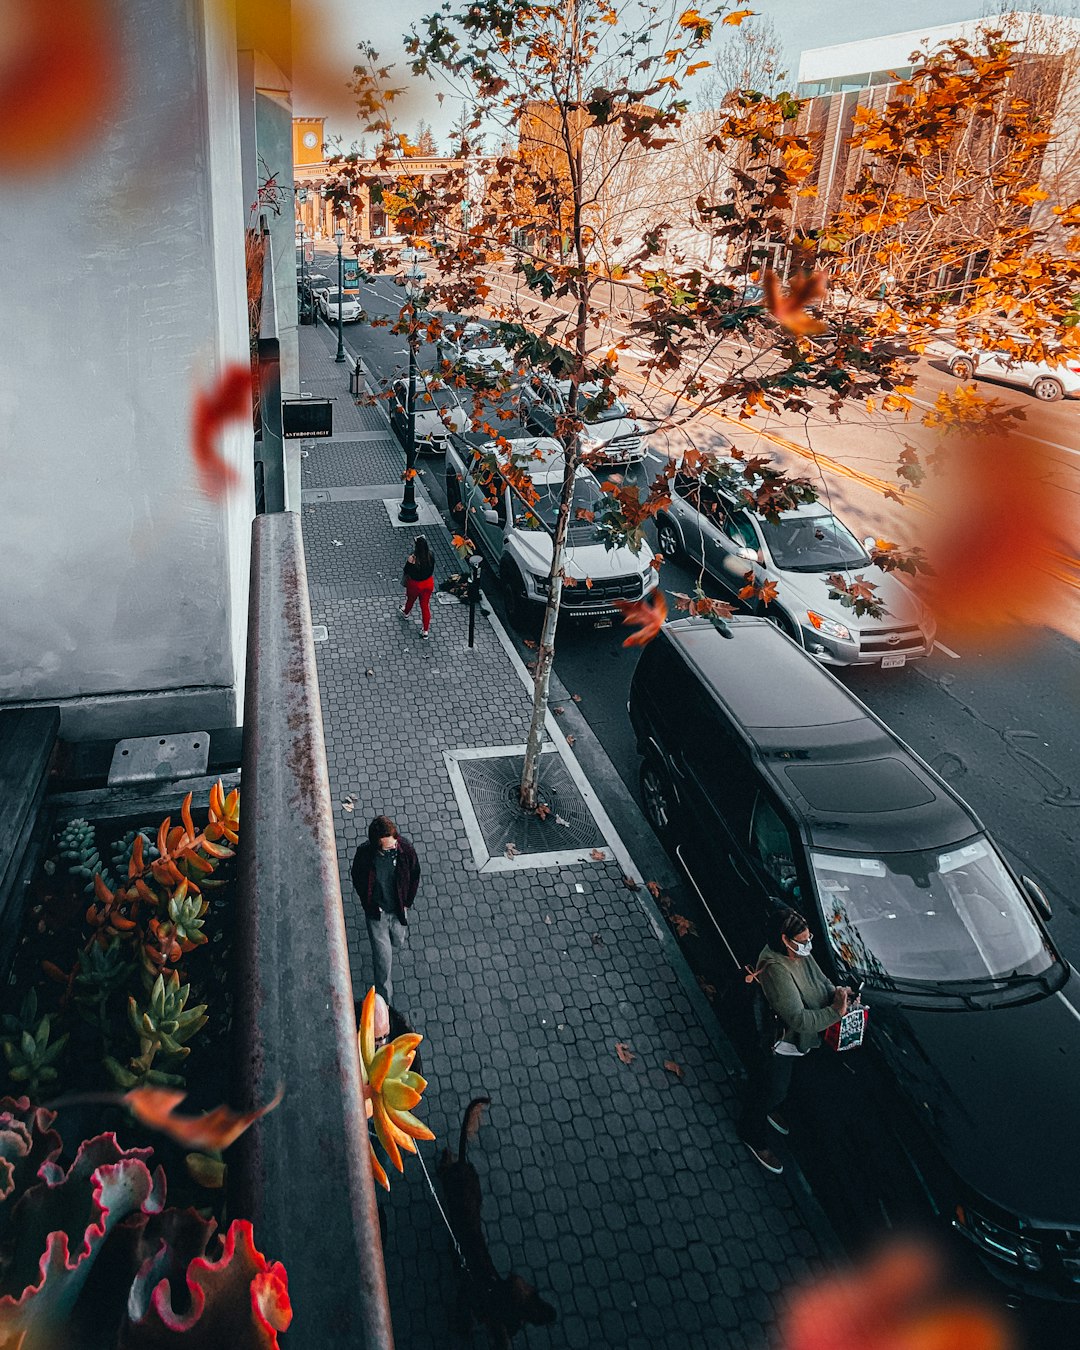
293,118,325,167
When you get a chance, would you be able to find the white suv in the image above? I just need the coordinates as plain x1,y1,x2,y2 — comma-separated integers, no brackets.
318,291,364,324
947,346,1080,402
518,372,647,464
445,435,658,626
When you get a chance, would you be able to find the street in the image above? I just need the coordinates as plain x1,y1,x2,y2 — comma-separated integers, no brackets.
314,251,1080,1335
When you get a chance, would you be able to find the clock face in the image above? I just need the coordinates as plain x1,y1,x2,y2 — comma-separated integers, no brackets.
302,131,318,149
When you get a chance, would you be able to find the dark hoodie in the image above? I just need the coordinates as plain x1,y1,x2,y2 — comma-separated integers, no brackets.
756,944,842,1054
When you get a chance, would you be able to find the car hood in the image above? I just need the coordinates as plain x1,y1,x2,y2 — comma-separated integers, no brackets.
415,407,466,435
512,530,648,581
763,566,927,630
464,346,511,368
584,416,640,443
869,974,1080,1225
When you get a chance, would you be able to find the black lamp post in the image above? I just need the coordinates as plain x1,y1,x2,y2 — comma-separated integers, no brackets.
397,277,421,524
334,226,345,362
297,223,308,322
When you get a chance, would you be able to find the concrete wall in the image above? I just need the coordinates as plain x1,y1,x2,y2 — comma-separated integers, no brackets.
0,0,255,740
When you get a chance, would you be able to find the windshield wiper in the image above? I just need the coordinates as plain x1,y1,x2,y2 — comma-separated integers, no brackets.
863,975,982,1009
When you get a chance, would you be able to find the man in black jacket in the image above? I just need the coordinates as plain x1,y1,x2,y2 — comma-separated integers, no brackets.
350,815,422,1003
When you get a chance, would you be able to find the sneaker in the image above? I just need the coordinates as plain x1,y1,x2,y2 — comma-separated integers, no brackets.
767,1112,789,1136
399,606,410,618
421,629,430,640
745,1142,784,1175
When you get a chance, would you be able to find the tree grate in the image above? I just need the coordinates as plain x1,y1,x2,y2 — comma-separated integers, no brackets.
457,753,604,856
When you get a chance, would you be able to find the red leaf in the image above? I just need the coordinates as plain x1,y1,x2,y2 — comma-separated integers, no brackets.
670,913,698,937
615,1042,636,1065
125,1085,284,1152
623,875,640,890
590,848,607,861
191,365,249,499
614,590,668,647
646,881,662,898
762,268,829,337
663,1060,684,1078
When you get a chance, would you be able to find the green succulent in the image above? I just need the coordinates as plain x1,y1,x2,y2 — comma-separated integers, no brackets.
109,827,158,880
1,989,68,1096
169,889,209,949
128,971,207,1073
73,936,135,1027
57,817,115,895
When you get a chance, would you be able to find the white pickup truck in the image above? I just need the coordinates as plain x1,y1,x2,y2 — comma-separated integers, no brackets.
445,435,658,627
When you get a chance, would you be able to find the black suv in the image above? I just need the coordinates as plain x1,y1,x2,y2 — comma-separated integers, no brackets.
629,616,1080,1300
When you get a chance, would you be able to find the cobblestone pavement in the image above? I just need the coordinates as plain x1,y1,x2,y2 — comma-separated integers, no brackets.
298,323,831,1349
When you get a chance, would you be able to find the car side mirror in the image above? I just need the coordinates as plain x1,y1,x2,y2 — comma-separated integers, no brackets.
482,508,499,525
863,535,876,551
736,547,757,562
1021,875,1052,921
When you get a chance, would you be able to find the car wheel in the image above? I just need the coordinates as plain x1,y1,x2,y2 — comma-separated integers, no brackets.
950,357,975,381
764,608,801,644
1033,376,1063,402
656,516,683,562
640,758,677,839
501,563,531,629
445,470,463,517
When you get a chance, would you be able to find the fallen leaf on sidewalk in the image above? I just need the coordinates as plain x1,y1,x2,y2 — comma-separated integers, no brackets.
341,796,355,813
544,914,552,924
523,638,538,649
504,842,519,859
670,913,698,937
332,539,344,547
663,1060,684,1078
590,848,607,861
565,734,575,746
555,814,569,827
591,932,604,946
552,706,565,716
535,802,552,821
365,668,375,676
623,875,640,891
646,881,662,899
570,693,582,703
615,1042,635,1065
697,977,717,1000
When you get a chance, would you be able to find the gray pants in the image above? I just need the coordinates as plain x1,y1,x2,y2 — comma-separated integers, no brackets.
365,910,408,1004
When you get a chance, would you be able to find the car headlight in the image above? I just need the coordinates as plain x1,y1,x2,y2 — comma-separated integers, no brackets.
580,435,604,453
643,567,659,589
807,611,852,642
954,1206,1044,1271
528,571,550,594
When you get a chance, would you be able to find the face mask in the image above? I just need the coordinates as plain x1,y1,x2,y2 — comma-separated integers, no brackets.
791,938,812,958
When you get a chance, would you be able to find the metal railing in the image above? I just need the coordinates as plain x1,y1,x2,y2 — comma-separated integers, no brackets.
233,511,394,1349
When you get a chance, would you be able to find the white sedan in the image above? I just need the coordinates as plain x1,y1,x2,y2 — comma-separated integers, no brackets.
947,346,1080,402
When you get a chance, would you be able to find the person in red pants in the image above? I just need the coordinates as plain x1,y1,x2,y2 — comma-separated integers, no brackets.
400,535,435,638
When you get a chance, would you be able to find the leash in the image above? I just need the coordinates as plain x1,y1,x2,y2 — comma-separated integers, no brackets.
415,1145,469,1273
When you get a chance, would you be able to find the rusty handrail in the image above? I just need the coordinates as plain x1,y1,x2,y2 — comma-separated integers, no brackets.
234,511,394,1349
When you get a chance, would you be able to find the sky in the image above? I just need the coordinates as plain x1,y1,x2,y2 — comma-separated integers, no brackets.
291,0,1013,150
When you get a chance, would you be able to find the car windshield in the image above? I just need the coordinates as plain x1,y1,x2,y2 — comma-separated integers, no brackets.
512,473,602,537
760,513,867,572
415,384,461,412
457,327,496,351
812,839,1055,985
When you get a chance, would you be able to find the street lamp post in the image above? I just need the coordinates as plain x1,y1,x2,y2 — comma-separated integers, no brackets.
298,223,308,323
398,282,420,524
334,226,345,362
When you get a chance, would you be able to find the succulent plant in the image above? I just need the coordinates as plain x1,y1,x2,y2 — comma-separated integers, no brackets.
102,972,207,1091
57,817,115,895
109,827,158,882
72,936,135,1029
357,987,434,1190
0,991,69,1098
167,879,210,952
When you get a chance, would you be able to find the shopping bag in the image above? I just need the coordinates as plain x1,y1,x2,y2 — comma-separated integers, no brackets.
823,1005,868,1052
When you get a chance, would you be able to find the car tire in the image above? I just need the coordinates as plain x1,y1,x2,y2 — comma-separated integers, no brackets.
1033,376,1063,402
656,516,683,562
950,357,975,381
640,758,678,840
500,562,531,629
764,608,801,644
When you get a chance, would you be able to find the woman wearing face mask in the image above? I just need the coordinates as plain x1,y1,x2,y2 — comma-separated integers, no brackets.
738,906,850,1175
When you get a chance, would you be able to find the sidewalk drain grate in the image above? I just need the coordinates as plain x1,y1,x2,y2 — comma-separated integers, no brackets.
312,625,329,642
446,746,608,872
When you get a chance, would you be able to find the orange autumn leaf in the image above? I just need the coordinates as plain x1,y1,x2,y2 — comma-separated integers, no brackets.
722,7,754,24
126,1084,284,1151
613,589,668,647
762,268,830,336
0,0,119,175
191,364,250,499
615,1042,635,1065
663,1060,684,1077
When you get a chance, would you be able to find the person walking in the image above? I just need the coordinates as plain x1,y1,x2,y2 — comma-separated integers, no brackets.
350,815,421,1004
401,535,435,639
738,906,850,1175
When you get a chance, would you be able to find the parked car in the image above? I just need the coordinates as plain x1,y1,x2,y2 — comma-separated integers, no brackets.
629,615,1078,1301
318,291,364,324
445,435,657,625
947,346,1080,401
393,264,428,288
653,460,935,667
443,321,514,378
518,371,648,465
388,374,468,455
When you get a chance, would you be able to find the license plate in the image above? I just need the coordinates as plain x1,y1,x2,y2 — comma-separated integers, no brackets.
594,618,613,629
880,654,907,669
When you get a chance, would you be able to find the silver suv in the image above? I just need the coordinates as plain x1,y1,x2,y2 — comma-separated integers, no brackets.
518,373,647,465
445,435,657,626
655,465,935,667
946,345,1080,402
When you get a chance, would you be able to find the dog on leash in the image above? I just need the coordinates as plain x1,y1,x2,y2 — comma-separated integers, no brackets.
438,1097,557,1348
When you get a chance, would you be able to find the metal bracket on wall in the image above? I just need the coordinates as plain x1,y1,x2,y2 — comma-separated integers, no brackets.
108,733,210,786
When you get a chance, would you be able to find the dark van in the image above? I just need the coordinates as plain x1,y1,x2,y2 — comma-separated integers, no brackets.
629,616,1080,1300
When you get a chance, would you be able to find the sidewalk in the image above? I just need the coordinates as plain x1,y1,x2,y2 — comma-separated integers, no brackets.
297,320,832,1349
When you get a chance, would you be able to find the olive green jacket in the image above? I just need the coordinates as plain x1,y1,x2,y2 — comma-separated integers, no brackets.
756,945,842,1054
